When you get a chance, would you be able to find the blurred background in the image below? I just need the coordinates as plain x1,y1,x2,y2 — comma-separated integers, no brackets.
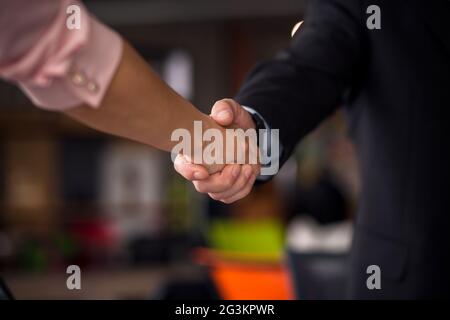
0,0,360,299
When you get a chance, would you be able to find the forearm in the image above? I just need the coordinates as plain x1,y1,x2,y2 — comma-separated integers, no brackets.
236,0,364,167
65,40,222,153
236,62,341,167
1,0,200,144
0,0,227,174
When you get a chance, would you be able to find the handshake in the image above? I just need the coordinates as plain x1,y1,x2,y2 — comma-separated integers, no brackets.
173,98,276,204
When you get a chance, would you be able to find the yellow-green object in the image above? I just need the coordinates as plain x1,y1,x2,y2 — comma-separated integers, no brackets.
208,218,285,262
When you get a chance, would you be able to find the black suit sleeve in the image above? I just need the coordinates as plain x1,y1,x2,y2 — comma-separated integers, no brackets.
235,0,366,169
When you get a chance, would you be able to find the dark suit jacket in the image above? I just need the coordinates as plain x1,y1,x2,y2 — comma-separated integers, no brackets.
236,0,450,299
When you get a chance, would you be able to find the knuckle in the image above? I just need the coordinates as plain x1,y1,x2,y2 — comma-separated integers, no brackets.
235,176,246,190
224,176,235,188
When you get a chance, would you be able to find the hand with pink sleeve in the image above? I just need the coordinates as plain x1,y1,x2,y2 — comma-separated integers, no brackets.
0,0,121,110
0,0,228,175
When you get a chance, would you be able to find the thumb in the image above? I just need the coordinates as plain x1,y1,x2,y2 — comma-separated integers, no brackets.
210,99,239,127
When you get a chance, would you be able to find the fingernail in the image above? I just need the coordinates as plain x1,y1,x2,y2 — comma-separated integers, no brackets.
232,165,241,177
193,171,204,179
217,110,231,120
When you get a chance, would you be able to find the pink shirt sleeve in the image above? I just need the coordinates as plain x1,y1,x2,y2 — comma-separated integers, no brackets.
0,0,122,110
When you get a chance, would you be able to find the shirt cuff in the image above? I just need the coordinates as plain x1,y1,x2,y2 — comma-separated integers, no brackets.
243,106,283,181
3,1,122,111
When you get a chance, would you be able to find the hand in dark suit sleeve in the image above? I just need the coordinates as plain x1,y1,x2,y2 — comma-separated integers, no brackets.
236,0,366,168
173,0,367,204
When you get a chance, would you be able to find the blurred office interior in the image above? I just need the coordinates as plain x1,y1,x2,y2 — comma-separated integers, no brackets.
0,0,360,299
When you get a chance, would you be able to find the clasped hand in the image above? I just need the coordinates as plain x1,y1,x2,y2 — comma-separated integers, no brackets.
174,99,260,204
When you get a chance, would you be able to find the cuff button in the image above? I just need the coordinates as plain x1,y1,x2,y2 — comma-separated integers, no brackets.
71,70,86,86
86,80,99,93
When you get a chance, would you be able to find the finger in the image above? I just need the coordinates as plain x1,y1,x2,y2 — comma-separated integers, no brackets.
210,99,240,127
211,98,256,131
220,173,257,204
192,164,241,193
208,165,252,200
251,164,261,176
208,165,253,200
173,154,209,181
